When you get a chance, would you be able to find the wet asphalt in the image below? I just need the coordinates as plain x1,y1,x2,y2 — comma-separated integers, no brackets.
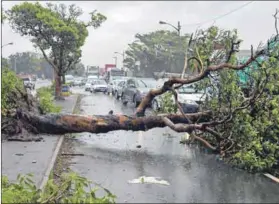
69,86,279,203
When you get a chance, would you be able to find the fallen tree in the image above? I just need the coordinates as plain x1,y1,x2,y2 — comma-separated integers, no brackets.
2,10,279,174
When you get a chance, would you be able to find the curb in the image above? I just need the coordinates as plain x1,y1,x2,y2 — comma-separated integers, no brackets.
39,94,80,190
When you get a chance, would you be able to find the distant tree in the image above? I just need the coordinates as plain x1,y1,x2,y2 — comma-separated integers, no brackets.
1,57,9,68
7,2,106,99
124,30,190,77
124,26,240,77
68,61,85,76
8,52,42,74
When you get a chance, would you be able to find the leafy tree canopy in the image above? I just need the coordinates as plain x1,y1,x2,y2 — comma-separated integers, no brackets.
7,2,106,75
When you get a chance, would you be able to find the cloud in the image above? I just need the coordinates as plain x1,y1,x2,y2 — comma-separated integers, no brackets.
2,1,278,69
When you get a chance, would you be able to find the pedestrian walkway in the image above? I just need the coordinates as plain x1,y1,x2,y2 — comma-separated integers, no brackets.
1,94,79,187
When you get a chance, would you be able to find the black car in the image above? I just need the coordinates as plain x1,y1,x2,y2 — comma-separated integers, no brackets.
121,78,157,107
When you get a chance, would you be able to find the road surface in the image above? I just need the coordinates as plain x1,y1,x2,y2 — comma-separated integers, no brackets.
67,86,279,203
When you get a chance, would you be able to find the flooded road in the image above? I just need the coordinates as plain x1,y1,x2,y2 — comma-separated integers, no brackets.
69,87,279,203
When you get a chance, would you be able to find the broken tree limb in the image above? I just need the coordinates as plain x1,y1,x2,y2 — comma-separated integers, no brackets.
16,110,211,135
135,49,266,116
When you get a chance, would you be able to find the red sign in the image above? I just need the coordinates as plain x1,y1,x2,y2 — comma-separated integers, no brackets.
105,64,116,72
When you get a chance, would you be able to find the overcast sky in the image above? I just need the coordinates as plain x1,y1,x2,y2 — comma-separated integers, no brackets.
2,1,278,68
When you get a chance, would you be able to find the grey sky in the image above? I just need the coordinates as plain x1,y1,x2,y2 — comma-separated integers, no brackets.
2,1,278,68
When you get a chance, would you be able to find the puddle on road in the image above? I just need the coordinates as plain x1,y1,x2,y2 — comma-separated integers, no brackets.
128,176,170,186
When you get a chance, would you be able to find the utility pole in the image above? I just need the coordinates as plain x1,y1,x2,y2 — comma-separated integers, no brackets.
113,56,117,67
114,51,125,70
177,21,181,36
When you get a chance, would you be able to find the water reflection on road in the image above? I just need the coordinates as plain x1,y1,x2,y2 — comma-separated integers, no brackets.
69,87,279,203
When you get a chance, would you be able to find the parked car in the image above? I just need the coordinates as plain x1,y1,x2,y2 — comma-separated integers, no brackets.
90,79,108,93
152,83,206,113
106,79,126,95
121,78,157,107
21,77,35,90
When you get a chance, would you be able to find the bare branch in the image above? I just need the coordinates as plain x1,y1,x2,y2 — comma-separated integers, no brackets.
163,117,217,151
170,87,193,124
37,45,58,73
136,49,265,116
273,8,279,37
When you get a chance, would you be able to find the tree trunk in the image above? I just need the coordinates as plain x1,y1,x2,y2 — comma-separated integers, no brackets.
54,72,63,100
16,111,211,135
62,74,65,84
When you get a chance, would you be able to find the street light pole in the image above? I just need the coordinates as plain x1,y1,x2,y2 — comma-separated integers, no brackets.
113,56,117,67
1,42,13,48
114,51,125,70
159,21,181,36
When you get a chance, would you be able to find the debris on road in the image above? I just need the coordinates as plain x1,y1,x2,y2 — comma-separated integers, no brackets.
128,176,170,186
61,153,85,156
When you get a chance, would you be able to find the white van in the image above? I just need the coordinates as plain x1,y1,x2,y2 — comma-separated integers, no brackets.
65,75,75,85
87,75,98,80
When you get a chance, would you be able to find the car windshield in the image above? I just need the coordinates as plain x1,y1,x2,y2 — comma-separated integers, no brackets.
113,80,123,85
95,80,106,85
22,78,30,81
178,84,204,94
135,80,148,88
140,80,157,88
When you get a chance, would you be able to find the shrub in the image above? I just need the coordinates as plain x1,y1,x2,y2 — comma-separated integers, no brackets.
1,68,25,116
36,86,61,114
1,172,116,203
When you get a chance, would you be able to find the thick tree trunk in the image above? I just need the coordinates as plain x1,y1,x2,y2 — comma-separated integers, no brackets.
62,74,65,84
54,72,64,100
16,111,211,135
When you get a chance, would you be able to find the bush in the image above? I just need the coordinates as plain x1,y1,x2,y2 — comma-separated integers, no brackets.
36,86,61,114
1,68,25,116
1,172,116,203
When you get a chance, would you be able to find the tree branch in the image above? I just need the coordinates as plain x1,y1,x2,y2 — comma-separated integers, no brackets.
136,49,265,116
37,45,58,73
16,110,211,135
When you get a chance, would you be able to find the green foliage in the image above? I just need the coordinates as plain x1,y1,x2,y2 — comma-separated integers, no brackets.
36,86,61,114
2,172,116,203
1,68,25,116
201,36,279,172
2,6,7,23
152,24,279,173
157,92,178,114
7,2,106,96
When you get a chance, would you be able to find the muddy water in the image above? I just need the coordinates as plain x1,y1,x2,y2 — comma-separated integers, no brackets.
69,87,279,203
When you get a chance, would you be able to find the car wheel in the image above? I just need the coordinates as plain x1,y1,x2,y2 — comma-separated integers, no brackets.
152,99,159,111
121,94,128,105
133,95,140,107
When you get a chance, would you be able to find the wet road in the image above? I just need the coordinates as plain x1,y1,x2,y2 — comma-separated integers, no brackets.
69,86,279,203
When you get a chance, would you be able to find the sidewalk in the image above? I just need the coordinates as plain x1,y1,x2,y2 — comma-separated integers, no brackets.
1,94,78,187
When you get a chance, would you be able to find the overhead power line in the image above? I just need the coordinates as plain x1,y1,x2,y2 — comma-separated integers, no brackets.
181,1,254,27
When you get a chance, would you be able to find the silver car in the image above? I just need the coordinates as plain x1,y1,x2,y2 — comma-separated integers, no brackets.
106,79,125,95
114,80,127,100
